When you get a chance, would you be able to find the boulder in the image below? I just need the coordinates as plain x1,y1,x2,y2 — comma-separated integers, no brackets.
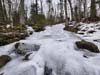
75,40,99,53
14,42,40,55
88,30,96,34
23,53,32,60
0,55,11,68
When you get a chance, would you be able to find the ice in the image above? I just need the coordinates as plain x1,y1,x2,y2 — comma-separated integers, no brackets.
0,23,100,75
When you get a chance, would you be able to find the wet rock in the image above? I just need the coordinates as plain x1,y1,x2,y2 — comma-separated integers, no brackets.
0,55,11,68
88,30,96,34
15,42,20,49
75,40,99,53
83,55,88,58
23,53,32,60
0,73,4,75
93,39,100,42
29,31,33,35
78,32,84,35
81,30,86,32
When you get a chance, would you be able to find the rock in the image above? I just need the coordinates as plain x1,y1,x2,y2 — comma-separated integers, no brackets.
20,33,29,39
93,39,100,42
0,55,11,68
44,64,52,75
88,30,96,34
0,73,4,75
23,53,32,60
15,42,20,49
29,31,33,35
78,32,84,35
0,32,28,46
14,42,40,55
81,30,86,32
83,55,88,58
75,40,99,53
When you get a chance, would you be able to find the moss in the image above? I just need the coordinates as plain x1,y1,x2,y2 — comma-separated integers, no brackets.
0,55,11,68
0,25,28,46
75,40,99,53
32,24,45,32
64,26,79,33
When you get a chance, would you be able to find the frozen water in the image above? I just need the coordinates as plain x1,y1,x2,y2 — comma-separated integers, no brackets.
0,23,100,75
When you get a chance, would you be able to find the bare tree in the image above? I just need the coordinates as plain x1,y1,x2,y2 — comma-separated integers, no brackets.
12,0,20,25
90,0,97,19
35,0,38,15
46,0,54,24
7,0,12,23
64,0,69,26
0,0,4,23
83,0,87,18
68,0,74,21
2,0,8,23
40,0,43,14
59,0,64,21
19,0,25,25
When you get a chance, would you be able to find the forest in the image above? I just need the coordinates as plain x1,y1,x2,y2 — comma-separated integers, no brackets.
1,0,100,75
0,0,100,45
0,0,99,27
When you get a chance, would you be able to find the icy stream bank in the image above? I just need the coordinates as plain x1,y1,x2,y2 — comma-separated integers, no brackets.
0,24,100,75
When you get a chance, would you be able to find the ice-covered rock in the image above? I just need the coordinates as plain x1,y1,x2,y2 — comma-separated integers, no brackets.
14,42,40,55
26,25,34,35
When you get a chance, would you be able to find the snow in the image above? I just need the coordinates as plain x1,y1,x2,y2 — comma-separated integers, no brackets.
1,23,100,75
26,25,34,35
77,22,100,40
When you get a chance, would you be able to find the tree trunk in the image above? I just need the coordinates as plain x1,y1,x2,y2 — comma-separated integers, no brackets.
0,0,4,23
2,0,8,23
99,0,100,8
68,0,74,21
19,0,25,25
74,6,79,22
64,0,69,27
90,0,97,19
35,0,38,15
78,0,82,21
7,0,12,23
83,0,87,18
60,0,64,21
40,0,43,14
